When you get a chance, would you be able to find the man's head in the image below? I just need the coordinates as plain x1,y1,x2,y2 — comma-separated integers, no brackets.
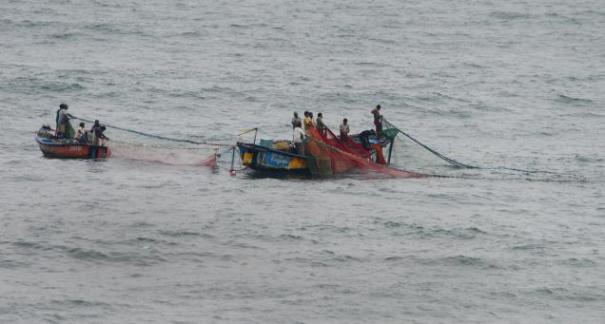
294,112,298,117
79,122,85,128
343,118,348,124
318,113,323,118
60,103,68,110
376,105,381,110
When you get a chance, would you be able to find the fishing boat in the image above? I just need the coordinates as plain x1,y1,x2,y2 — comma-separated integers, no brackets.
34,125,111,159
237,140,309,175
236,127,397,176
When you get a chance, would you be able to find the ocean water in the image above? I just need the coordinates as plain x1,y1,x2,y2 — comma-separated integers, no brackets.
1,0,605,323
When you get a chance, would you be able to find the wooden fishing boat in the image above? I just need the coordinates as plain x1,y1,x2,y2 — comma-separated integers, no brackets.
237,141,309,175
237,127,396,176
34,126,111,159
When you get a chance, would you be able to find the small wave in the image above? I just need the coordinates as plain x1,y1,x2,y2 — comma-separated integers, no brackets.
556,94,593,105
353,61,390,67
51,298,113,309
40,81,85,92
561,112,604,118
158,230,204,238
49,32,84,40
384,256,405,262
0,259,29,269
442,255,498,268
574,154,603,163
14,240,166,265
13,240,47,250
558,257,597,267
67,247,110,261
12,19,55,28
179,31,204,37
489,11,532,20
511,243,545,251
382,221,486,239
167,90,206,99
84,23,123,34
528,286,603,302
278,234,304,241
368,37,396,44
129,221,155,228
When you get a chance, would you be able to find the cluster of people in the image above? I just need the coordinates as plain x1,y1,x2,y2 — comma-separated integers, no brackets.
54,103,109,146
289,105,383,155
291,111,350,136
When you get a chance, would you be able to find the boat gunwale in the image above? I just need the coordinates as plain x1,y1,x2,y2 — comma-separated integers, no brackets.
237,142,308,159
34,135,105,150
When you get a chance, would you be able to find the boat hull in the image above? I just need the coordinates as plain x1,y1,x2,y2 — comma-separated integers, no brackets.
237,142,309,175
35,136,111,159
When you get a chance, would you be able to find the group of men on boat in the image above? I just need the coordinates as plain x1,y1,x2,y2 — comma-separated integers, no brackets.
54,103,109,146
289,105,383,156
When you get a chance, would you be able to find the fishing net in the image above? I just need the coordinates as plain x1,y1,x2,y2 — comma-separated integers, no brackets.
379,119,581,181
376,119,475,176
71,116,225,168
305,127,427,178
109,141,220,167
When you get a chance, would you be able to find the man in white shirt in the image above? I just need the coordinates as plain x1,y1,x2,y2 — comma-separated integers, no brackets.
293,124,305,156
75,122,86,141
339,118,350,139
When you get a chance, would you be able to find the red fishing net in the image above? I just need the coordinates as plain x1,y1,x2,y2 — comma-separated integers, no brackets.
305,127,427,178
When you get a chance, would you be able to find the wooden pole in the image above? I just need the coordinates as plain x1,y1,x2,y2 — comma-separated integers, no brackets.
387,138,395,165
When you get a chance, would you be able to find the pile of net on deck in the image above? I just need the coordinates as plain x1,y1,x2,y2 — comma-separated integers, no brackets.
304,126,428,178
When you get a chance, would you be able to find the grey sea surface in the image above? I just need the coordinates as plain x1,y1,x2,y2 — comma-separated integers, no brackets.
1,0,605,323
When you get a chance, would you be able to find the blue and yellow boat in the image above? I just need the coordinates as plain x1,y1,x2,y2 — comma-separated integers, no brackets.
236,126,398,176
237,140,309,175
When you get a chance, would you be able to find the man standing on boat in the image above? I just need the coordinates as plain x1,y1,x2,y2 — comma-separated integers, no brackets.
293,122,305,156
55,103,75,139
339,118,350,139
291,112,301,129
55,103,65,132
316,112,327,135
303,111,315,133
371,104,383,137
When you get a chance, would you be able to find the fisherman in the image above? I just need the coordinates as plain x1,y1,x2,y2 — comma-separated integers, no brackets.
303,111,315,132
371,104,383,137
292,121,305,155
339,118,350,139
90,120,107,146
56,103,75,139
95,126,110,146
55,103,67,133
302,111,309,130
309,112,316,128
75,122,86,141
90,119,101,132
291,112,301,129
316,112,326,135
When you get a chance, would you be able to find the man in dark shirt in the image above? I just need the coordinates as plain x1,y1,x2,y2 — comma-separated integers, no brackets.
371,105,382,137
316,112,327,135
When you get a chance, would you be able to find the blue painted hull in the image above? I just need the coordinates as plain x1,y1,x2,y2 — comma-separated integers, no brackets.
237,142,310,175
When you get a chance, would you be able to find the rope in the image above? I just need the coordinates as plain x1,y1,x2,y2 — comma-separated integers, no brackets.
383,119,558,174
71,116,232,147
